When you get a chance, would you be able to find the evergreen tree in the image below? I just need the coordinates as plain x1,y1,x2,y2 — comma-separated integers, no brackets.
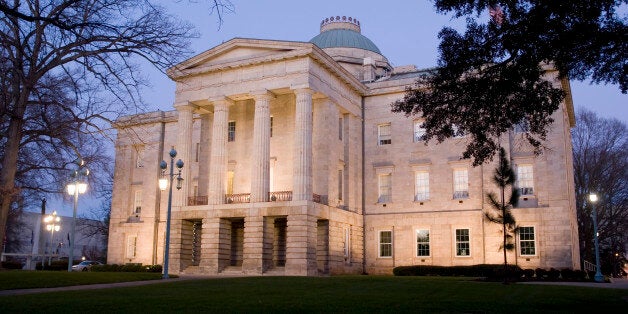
392,0,626,165
485,147,519,282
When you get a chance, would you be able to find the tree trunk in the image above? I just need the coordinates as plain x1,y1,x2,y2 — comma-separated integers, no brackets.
0,96,27,260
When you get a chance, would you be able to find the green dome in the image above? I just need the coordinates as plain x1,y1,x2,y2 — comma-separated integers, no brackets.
310,29,382,54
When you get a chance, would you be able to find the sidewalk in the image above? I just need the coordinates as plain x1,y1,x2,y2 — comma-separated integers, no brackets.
520,277,628,289
0,277,185,296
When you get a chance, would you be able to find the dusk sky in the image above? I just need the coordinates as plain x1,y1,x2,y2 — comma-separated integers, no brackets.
141,0,627,123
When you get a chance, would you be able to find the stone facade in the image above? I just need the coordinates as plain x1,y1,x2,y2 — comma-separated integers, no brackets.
107,17,579,275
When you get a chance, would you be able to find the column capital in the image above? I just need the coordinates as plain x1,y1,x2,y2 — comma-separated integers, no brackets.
290,85,314,95
208,96,235,106
174,102,197,112
250,90,275,101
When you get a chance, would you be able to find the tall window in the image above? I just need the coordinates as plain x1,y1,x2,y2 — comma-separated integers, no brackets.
227,170,235,195
378,173,392,203
453,169,469,199
270,116,274,138
414,120,426,142
519,226,536,255
514,120,530,133
517,164,534,196
414,171,429,201
338,169,343,201
228,121,236,142
339,117,343,141
195,143,200,162
455,229,470,256
126,235,137,258
378,123,391,145
379,230,393,257
452,124,464,138
133,190,142,215
416,229,430,257
344,228,351,262
135,147,144,168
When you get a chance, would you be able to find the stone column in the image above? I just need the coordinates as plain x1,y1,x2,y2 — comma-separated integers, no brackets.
285,213,318,275
250,91,273,202
174,103,194,207
242,216,265,274
208,97,233,205
199,217,220,275
197,113,212,199
292,88,314,201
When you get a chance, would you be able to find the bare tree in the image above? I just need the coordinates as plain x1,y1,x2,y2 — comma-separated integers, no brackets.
573,108,628,275
0,0,200,257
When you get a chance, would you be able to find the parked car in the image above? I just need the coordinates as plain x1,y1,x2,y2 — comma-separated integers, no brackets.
71,260,103,272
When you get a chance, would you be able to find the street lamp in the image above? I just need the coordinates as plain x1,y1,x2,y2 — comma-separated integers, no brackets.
44,211,61,266
159,147,184,279
66,158,89,272
589,193,604,282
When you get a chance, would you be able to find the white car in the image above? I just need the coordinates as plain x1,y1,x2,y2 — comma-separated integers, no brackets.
71,260,103,272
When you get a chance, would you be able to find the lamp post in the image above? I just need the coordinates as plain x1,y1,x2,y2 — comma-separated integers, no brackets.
66,158,89,272
44,211,61,266
589,193,604,282
159,147,184,279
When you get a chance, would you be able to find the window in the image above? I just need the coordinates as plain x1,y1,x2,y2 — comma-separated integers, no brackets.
519,226,536,255
453,169,469,199
378,123,391,145
135,147,144,168
133,190,142,215
378,173,392,203
338,169,343,201
416,229,430,257
514,120,530,133
270,116,274,138
414,120,426,142
455,229,470,256
379,230,393,257
228,121,236,142
227,170,234,195
126,235,137,258
339,117,343,141
452,124,464,138
414,171,429,201
517,164,534,196
344,227,351,262
195,143,200,162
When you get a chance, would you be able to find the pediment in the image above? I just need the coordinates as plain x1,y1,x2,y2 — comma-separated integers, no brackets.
168,38,313,79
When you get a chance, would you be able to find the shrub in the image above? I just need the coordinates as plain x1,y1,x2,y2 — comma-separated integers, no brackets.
535,268,548,280
521,269,535,280
560,268,575,280
547,268,560,280
1,261,23,269
91,263,162,273
393,264,522,280
573,270,588,281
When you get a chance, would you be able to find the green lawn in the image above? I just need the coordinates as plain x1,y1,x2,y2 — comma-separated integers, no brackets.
0,270,162,290
0,273,625,313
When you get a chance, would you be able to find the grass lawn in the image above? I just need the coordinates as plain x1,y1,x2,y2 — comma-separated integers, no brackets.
0,274,626,313
0,270,162,290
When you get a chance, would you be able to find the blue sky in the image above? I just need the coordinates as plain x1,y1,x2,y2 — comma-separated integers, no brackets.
141,0,626,123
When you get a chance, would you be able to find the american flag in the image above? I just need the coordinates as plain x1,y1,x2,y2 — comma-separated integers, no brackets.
489,4,504,25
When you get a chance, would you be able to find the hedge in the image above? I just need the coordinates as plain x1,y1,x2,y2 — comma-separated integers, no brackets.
394,264,593,282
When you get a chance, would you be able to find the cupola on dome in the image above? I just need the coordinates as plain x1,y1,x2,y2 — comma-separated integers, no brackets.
309,16,382,54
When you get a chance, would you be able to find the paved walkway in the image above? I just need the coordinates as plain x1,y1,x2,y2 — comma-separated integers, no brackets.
0,276,626,296
521,277,628,289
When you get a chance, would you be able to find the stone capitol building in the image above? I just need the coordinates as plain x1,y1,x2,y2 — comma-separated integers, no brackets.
107,16,580,275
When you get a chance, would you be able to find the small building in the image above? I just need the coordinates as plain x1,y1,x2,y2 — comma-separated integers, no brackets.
107,16,579,275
